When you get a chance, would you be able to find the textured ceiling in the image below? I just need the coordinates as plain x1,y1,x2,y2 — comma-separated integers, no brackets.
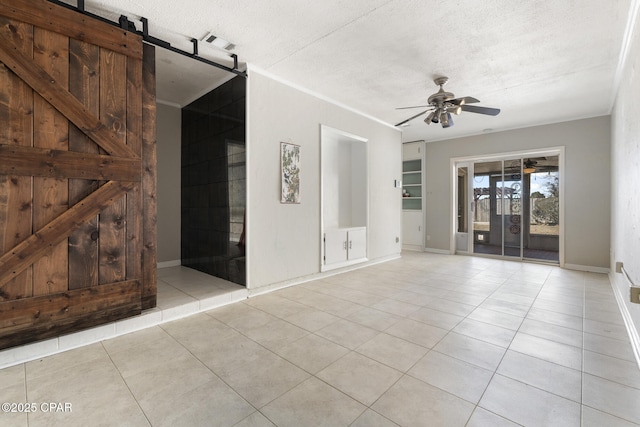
65,0,634,141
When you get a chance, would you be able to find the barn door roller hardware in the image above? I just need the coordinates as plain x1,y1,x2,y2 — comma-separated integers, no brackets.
47,0,246,78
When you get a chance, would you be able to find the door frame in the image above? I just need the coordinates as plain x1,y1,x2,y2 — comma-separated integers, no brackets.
450,146,565,266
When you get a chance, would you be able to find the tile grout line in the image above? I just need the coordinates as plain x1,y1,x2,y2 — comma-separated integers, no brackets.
461,264,552,425
23,363,30,427
100,341,155,427
198,301,406,425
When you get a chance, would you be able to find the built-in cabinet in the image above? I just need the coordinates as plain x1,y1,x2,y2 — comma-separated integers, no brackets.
324,227,367,265
402,141,425,250
321,126,368,271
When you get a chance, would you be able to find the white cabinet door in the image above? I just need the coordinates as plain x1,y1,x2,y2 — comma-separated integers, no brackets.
402,210,423,247
324,229,347,265
324,228,367,267
347,228,367,260
402,142,422,160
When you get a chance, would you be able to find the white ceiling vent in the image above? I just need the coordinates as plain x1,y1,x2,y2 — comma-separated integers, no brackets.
201,32,235,51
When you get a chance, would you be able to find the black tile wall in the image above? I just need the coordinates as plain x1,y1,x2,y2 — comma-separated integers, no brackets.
181,76,246,286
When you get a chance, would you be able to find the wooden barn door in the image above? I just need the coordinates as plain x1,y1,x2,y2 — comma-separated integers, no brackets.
0,0,157,350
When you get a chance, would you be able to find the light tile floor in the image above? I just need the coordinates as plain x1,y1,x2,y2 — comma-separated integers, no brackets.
1,252,640,426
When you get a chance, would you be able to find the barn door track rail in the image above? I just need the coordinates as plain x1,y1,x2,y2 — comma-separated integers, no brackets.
46,0,247,78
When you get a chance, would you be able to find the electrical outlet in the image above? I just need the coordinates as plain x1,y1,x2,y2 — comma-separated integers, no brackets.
615,262,623,273
631,287,640,304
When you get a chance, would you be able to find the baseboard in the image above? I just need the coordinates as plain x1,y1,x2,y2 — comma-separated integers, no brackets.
157,259,181,268
609,272,640,369
321,257,369,273
424,247,451,255
564,263,609,274
248,253,402,297
402,244,423,252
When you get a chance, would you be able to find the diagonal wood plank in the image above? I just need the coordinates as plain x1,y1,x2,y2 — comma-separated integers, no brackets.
0,144,141,181
0,36,138,159
0,180,134,289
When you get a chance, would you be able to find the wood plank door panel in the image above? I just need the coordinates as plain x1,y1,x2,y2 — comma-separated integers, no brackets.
32,26,70,297
68,38,100,290
0,17,33,301
98,49,127,285
0,0,156,350
141,43,157,309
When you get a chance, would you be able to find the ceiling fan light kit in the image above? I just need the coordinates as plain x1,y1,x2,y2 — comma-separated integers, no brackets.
441,112,453,128
396,76,501,128
424,111,437,124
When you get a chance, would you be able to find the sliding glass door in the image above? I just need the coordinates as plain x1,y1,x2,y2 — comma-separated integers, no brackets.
466,154,559,263
523,156,559,262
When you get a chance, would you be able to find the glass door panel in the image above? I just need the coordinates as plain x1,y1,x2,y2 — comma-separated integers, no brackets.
502,159,522,258
457,167,468,234
473,161,502,256
455,166,469,253
524,156,559,262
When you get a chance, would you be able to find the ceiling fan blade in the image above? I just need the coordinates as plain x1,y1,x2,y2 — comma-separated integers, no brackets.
395,105,431,110
449,96,480,105
461,105,500,116
395,108,432,126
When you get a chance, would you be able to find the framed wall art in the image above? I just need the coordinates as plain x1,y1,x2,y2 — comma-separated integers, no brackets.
281,142,301,203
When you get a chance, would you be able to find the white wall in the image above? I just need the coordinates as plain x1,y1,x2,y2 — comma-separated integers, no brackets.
420,117,611,269
350,142,367,227
611,6,640,359
247,67,402,291
156,103,182,264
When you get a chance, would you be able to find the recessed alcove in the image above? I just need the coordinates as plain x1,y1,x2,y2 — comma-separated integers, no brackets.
320,125,368,271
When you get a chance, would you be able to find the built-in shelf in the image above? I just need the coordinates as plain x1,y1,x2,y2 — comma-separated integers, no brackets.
402,141,425,249
402,158,422,210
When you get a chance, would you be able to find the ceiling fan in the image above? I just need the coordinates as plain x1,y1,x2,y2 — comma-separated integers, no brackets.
395,76,500,128
523,159,538,173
